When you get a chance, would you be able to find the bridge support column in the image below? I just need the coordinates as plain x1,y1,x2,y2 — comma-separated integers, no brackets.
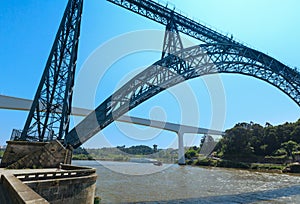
177,132,186,165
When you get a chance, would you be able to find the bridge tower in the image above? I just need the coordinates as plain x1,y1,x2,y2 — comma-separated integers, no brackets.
1,0,83,168
19,0,83,142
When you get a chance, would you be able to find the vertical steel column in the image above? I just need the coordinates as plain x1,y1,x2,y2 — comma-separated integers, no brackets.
161,13,184,59
20,0,83,142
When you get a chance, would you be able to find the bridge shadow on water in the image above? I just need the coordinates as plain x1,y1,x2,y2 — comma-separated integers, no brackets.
125,185,300,204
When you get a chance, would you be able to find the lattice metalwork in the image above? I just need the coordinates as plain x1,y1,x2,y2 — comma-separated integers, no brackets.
161,13,184,59
66,43,300,148
64,0,300,148
20,0,83,142
107,0,242,45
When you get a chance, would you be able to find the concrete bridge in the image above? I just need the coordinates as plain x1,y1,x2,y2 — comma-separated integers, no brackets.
0,94,225,164
117,115,225,164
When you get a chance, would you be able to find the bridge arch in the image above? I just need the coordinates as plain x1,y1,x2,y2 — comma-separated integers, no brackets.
66,43,300,148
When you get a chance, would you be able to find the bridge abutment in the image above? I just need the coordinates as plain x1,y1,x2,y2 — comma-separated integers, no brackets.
1,140,72,169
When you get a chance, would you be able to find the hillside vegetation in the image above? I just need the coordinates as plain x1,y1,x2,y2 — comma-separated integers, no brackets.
213,119,300,163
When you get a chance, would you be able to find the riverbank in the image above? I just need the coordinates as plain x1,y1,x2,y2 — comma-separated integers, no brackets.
186,157,300,173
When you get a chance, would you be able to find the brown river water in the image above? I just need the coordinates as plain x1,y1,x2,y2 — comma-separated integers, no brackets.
72,160,300,203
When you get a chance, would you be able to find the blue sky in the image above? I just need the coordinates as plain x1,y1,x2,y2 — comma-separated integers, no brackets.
0,0,300,148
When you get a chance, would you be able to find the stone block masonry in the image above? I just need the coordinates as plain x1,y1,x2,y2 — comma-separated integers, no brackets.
1,164,97,204
26,173,97,204
1,140,72,169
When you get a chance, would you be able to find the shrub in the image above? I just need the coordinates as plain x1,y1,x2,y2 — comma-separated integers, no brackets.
217,160,250,169
195,158,217,167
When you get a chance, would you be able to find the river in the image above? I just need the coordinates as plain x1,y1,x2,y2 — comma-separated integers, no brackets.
72,160,300,203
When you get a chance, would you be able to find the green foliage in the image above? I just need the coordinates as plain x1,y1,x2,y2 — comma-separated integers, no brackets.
286,163,300,173
74,147,89,155
281,140,298,158
185,159,194,165
214,119,300,163
250,163,284,171
94,196,101,204
293,151,300,155
217,160,250,169
195,158,217,166
72,154,94,160
194,158,249,169
194,158,284,171
263,155,288,164
117,145,155,155
185,147,199,159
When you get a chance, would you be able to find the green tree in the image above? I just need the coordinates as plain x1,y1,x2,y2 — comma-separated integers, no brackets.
185,147,198,159
249,124,264,155
290,121,300,143
263,126,279,155
214,119,300,163
282,140,298,161
223,124,252,155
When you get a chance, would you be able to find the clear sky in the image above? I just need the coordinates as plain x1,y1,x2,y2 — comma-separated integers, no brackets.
0,0,300,149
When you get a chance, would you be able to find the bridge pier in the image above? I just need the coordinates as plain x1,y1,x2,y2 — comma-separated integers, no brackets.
177,132,186,165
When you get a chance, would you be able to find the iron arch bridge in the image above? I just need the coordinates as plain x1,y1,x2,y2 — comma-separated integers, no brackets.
65,42,300,148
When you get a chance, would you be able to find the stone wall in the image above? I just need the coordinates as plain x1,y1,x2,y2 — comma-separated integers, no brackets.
26,174,97,204
1,174,49,203
1,140,72,169
1,165,97,204
1,140,47,167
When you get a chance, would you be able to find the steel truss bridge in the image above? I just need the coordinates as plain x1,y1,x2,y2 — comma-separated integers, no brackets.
13,0,300,153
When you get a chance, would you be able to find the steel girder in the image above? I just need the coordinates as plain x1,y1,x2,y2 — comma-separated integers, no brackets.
107,0,243,46
20,0,83,142
65,43,300,148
